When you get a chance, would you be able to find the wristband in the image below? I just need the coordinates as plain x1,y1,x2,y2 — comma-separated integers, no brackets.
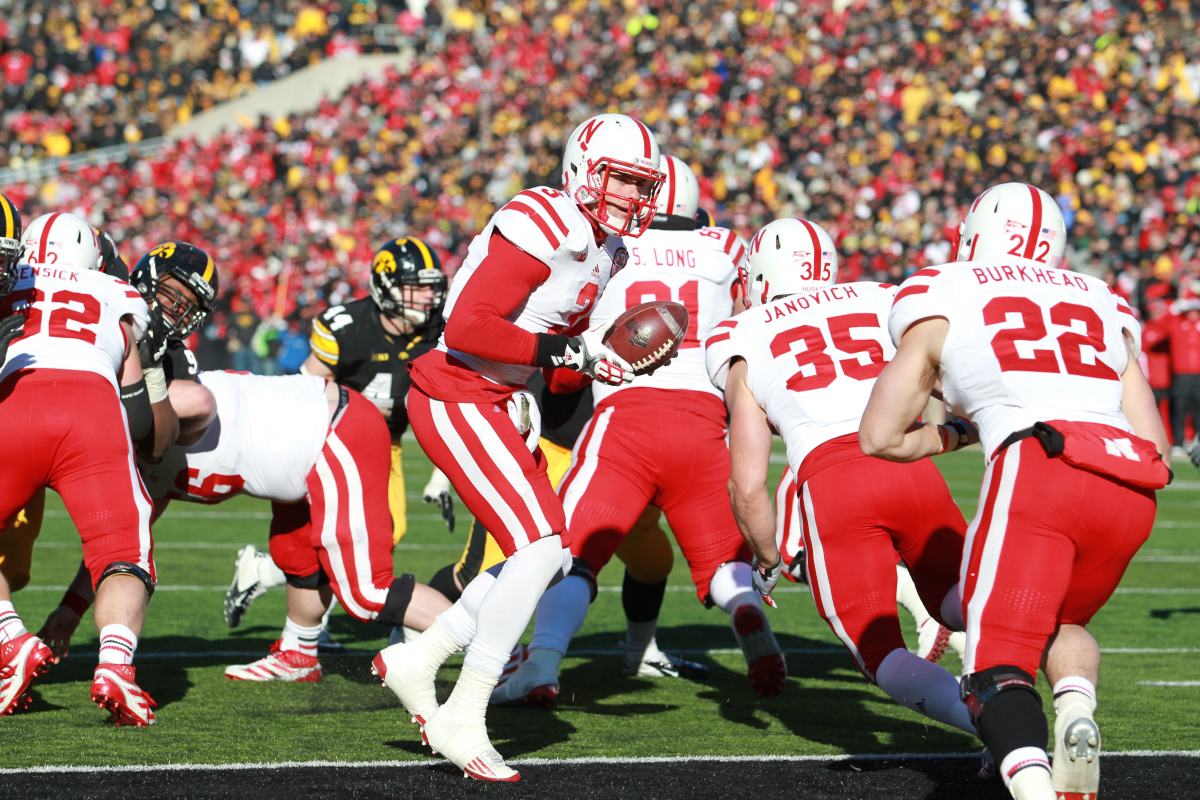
533,333,572,368
144,364,168,403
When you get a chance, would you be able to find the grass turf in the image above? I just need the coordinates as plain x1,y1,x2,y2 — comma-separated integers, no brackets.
3,446,1198,768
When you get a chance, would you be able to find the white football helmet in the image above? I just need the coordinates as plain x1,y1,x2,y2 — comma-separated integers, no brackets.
655,155,700,218
562,113,664,237
21,212,103,272
956,182,1066,268
745,218,838,306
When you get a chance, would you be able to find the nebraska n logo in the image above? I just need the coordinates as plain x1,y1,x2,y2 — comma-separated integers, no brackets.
750,228,768,255
1103,438,1140,461
576,119,604,152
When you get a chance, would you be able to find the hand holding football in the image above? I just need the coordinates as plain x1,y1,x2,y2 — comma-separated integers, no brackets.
602,300,688,375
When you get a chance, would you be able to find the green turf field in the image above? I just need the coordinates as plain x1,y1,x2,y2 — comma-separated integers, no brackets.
4,446,1198,768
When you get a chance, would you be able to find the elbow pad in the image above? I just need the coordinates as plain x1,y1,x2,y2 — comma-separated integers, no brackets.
120,379,154,443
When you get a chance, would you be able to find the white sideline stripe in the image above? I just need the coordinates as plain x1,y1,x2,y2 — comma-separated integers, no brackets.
2,750,1197,774
1138,681,1200,687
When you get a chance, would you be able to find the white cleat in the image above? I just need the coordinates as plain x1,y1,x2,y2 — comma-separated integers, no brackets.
948,631,966,658
422,706,520,782
624,639,709,679
490,652,558,707
371,642,440,726
224,545,271,629
1053,716,1100,800
224,641,321,682
916,618,952,662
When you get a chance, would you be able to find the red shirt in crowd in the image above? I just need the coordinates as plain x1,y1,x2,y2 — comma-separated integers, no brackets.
1147,308,1200,376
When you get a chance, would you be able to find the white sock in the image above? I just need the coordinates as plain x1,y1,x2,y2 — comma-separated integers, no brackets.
442,665,498,722
437,567,499,646
1052,676,1098,743
895,566,931,629
875,648,976,734
999,748,1054,799
940,582,964,631
0,601,27,643
708,561,759,614
280,617,321,657
258,554,287,589
97,624,138,665
528,574,591,656
624,620,657,665
461,537,563,681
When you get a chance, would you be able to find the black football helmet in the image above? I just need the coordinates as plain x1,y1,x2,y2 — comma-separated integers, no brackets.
368,237,447,328
694,207,716,228
0,193,23,295
131,241,219,339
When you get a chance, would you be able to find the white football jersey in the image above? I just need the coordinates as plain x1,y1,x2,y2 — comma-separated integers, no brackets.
0,263,148,389
592,225,737,403
140,371,330,503
706,281,898,475
889,259,1140,457
438,186,624,387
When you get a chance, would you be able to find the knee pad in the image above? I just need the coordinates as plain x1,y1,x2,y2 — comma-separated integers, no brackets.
97,561,155,595
285,568,329,590
960,665,1039,724
567,557,599,602
377,573,415,628
428,563,462,603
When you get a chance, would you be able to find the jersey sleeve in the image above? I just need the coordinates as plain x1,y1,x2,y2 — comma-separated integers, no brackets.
887,268,951,345
1108,288,1142,358
163,341,199,383
310,307,346,367
492,188,590,264
704,317,743,391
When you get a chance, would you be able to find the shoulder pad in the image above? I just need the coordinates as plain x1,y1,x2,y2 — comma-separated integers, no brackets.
317,303,357,334
704,316,743,391
1108,287,1142,357
888,267,949,345
493,187,591,263
696,226,748,269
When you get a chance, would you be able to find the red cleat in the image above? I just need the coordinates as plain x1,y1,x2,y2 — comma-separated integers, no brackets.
91,664,157,726
0,633,54,715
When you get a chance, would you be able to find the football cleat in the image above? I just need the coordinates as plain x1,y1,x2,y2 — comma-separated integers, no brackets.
224,545,270,629
499,643,529,683
224,640,321,682
731,604,787,698
0,633,54,715
489,653,558,707
1053,716,1100,800
623,639,709,680
948,630,966,658
916,618,952,662
91,664,157,726
421,706,520,782
371,641,440,727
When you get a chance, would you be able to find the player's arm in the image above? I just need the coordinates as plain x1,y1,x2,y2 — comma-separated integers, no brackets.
301,352,334,378
168,377,217,446
303,314,339,378
0,313,23,367
725,359,779,571
119,317,180,459
1119,333,1170,460
37,561,94,661
859,317,974,461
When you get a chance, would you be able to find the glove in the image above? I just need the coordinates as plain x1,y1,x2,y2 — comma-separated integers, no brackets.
555,321,635,387
1190,442,1200,472
138,312,170,369
422,469,455,533
937,416,979,453
0,313,24,366
753,558,782,608
506,389,542,452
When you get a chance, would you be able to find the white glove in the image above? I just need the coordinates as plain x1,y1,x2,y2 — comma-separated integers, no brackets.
421,468,455,533
506,390,542,452
554,321,635,386
753,558,781,608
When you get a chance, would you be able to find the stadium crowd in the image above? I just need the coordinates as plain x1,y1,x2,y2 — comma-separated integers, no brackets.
4,0,1199,442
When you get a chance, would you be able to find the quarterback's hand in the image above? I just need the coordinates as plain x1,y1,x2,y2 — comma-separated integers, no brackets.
0,313,24,366
37,605,82,662
138,312,170,369
753,558,782,608
422,469,456,533
558,324,635,386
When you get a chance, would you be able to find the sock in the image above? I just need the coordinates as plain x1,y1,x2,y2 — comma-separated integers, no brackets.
875,648,976,734
976,683,1049,781
436,566,499,646
97,624,138,665
528,574,591,656
462,537,563,681
622,570,666,623
624,620,657,666
708,561,759,614
258,555,287,590
280,617,321,657
1052,676,1098,747
940,582,964,630
442,665,498,723
999,748,1054,799
0,601,27,643
895,566,932,629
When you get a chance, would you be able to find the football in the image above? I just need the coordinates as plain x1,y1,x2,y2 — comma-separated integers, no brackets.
602,300,689,374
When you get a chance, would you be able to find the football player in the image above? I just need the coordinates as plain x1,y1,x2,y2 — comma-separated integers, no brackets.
710,218,978,741
495,155,784,706
0,193,23,363
0,212,172,725
860,183,1170,800
371,112,662,781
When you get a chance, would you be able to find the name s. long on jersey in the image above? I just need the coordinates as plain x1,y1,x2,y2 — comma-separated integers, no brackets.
592,226,738,403
438,186,625,388
0,264,148,389
706,281,898,475
140,371,330,503
888,259,1140,456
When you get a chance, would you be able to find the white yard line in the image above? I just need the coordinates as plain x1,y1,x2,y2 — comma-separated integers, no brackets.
1138,681,1200,687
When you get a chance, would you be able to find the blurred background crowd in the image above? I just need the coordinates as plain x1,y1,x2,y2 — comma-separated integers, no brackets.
2,0,1198,447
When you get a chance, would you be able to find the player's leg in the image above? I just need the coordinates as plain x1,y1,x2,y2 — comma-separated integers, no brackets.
0,487,45,595
389,443,407,545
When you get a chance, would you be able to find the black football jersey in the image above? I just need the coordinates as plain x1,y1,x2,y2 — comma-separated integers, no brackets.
163,340,199,383
310,297,435,439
